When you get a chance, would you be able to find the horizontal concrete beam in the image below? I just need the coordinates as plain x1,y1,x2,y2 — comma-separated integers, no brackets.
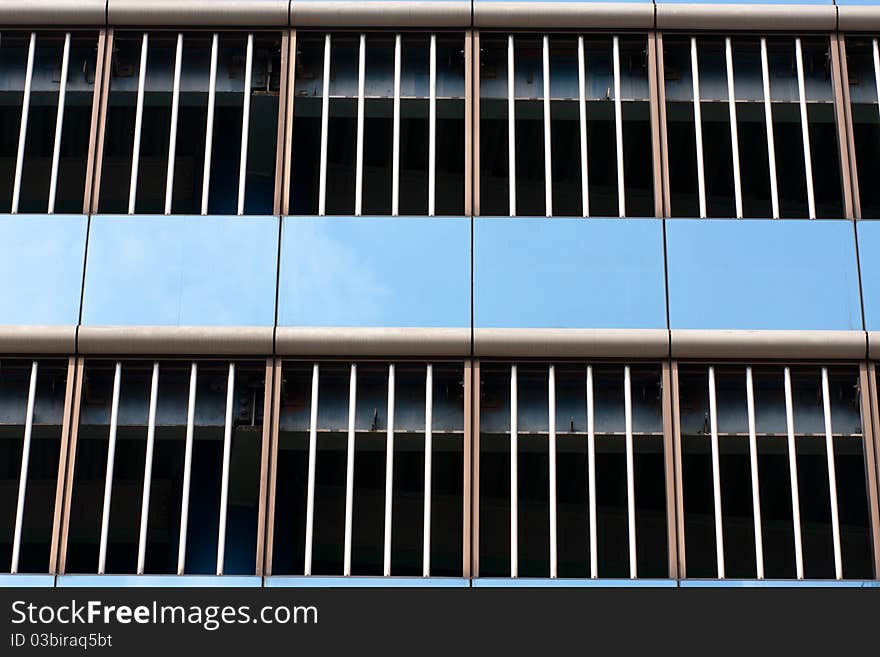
474,328,670,359
0,0,852,32
2,325,874,362
0,0,106,26
868,332,880,360
671,329,867,360
77,326,274,356
276,326,471,357
474,2,655,30
656,3,836,32
291,1,471,28
0,325,76,355
838,6,880,33
107,0,289,27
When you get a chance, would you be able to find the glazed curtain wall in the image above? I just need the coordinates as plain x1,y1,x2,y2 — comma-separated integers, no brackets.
1,356,879,584
4,30,880,339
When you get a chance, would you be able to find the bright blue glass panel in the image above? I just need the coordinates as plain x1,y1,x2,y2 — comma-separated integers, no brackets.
81,215,279,326
857,221,880,331
0,214,86,326
278,216,470,328
667,219,862,331
474,217,667,329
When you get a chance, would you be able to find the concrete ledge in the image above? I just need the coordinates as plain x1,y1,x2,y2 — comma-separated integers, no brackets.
0,0,106,26
473,328,669,359
680,579,880,588
291,1,471,28
671,330,866,360
57,575,262,587
474,2,654,30
276,326,471,358
108,0,289,27
265,576,470,587
0,574,55,587
472,577,676,587
77,326,274,356
840,6,880,33
656,3,836,31
0,325,75,355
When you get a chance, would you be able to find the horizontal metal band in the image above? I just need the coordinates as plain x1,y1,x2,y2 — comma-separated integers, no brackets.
474,2,655,30
0,0,106,26
671,329,866,360
473,328,670,359
108,0,289,27
291,1,471,28
839,6,880,33
0,325,76,355
77,326,274,356
0,325,872,361
275,326,471,357
655,3,836,31
56,575,262,588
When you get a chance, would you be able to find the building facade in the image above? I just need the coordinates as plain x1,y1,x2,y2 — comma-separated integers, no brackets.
0,0,879,587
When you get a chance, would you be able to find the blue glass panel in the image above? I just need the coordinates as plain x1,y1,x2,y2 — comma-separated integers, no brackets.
474,217,667,329
278,216,470,328
857,222,880,331
0,214,86,325
82,215,278,326
836,0,880,6
667,219,862,331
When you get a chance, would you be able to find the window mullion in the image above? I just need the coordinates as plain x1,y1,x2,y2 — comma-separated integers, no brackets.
48,33,71,214
164,34,183,215
343,363,357,576
215,362,236,576
383,364,396,576
795,38,816,219
136,362,160,575
10,361,38,574
237,34,254,216
175,363,198,574
761,38,780,219
725,37,743,219
423,364,433,577
200,34,219,216
784,367,805,579
691,38,707,218
745,366,765,579
304,363,319,576
11,32,36,215
97,362,122,575
578,36,589,218
708,366,725,579
128,34,149,215
821,368,844,579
